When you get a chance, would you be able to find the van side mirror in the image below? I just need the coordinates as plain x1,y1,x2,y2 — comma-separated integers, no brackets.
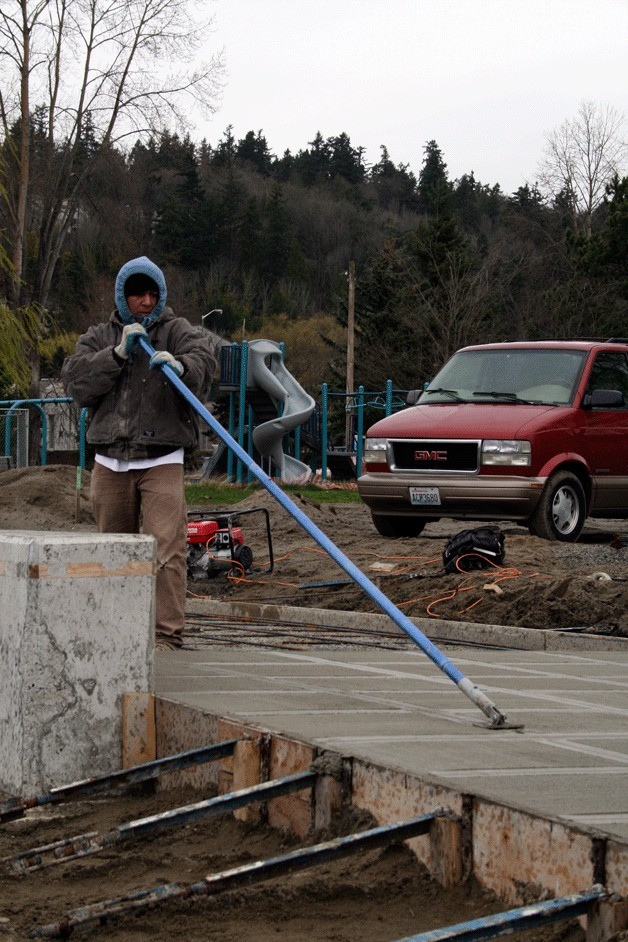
582,388,624,409
406,389,422,406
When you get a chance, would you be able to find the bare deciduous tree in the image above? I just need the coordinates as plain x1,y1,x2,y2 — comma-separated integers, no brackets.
405,244,526,372
537,100,626,238
0,0,224,394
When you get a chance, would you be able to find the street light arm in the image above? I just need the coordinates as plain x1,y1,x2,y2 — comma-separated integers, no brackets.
202,309,223,328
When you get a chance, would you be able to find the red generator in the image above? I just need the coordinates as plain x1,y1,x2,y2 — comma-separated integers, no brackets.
186,508,273,579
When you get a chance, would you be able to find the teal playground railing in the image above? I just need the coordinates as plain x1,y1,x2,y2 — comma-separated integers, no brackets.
319,380,410,479
1,398,89,471
1,360,412,482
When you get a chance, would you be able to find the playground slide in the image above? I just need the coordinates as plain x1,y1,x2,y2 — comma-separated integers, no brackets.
247,339,315,483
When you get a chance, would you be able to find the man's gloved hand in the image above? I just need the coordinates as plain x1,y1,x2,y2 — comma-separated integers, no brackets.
114,323,147,360
149,350,184,377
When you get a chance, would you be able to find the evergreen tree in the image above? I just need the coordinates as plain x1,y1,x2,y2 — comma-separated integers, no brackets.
152,134,210,267
261,184,292,284
327,133,365,185
453,172,480,231
238,196,264,271
212,125,237,167
370,146,419,212
409,174,467,285
573,175,627,283
127,139,162,245
272,149,296,183
416,140,451,215
74,112,100,169
236,130,272,175
215,164,247,261
370,146,396,182
293,132,330,185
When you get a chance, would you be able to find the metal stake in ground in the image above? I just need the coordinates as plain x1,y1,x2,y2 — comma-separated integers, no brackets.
30,813,444,938
138,336,518,730
0,740,241,824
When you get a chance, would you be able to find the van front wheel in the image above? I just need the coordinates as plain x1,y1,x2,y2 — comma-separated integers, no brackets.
528,472,587,542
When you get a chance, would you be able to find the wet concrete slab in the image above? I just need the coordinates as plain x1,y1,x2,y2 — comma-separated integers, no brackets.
156,636,628,842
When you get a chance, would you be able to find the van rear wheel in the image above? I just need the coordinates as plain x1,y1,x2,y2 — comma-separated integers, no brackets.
372,515,428,538
528,471,586,542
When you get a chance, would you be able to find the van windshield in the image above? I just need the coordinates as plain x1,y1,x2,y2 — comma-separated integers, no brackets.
422,349,587,405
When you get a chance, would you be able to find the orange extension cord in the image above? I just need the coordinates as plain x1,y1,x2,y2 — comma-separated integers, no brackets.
187,543,548,620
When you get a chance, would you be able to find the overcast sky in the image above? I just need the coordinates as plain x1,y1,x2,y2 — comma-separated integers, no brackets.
199,0,627,195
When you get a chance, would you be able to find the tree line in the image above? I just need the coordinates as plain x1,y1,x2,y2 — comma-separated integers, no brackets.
7,121,624,396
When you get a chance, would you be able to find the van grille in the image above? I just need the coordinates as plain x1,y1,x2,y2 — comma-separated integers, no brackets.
391,440,479,472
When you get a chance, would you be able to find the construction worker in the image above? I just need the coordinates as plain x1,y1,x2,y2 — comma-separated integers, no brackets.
62,256,216,649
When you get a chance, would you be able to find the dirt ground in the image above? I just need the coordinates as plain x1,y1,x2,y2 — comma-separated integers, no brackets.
0,787,584,942
196,488,628,636
0,465,624,940
0,464,626,634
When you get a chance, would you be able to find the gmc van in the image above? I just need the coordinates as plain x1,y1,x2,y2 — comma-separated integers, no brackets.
357,340,628,542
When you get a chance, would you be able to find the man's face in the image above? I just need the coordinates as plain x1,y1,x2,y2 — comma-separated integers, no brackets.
126,289,159,320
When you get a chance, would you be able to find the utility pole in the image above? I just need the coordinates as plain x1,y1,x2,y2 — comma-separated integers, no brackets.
345,260,355,451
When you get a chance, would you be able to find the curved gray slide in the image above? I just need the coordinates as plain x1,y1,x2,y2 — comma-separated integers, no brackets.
247,339,316,483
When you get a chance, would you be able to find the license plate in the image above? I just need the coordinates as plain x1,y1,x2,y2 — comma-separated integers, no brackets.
409,486,441,506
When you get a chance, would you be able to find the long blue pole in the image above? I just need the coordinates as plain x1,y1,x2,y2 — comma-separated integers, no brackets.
138,337,510,727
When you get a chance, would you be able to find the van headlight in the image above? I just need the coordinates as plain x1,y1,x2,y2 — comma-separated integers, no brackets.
482,440,531,466
363,438,389,467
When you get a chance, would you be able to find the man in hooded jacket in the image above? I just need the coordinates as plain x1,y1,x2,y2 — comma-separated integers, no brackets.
62,256,217,649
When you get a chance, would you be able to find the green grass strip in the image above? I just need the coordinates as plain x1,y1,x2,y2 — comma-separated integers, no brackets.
185,481,361,506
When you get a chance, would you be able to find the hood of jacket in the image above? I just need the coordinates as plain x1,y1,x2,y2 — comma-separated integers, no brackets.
114,256,167,328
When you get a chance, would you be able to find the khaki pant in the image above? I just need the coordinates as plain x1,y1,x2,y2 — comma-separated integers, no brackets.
91,462,187,646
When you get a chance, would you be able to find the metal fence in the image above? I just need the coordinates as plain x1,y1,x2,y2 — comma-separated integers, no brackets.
0,408,29,468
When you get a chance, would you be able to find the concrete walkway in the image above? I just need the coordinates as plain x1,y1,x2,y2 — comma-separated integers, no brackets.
156,618,628,844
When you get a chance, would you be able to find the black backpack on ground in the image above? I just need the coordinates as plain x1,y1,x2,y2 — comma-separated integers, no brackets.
442,526,505,574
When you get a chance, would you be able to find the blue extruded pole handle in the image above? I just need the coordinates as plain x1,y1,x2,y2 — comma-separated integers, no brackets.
138,335,508,727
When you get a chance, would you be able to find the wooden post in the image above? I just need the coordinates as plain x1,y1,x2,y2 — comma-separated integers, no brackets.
345,261,355,451
232,738,262,823
121,692,156,768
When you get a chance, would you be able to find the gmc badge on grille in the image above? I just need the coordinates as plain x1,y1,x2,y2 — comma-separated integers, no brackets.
414,450,447,461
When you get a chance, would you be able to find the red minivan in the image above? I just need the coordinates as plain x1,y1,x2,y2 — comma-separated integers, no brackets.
357,340,628,542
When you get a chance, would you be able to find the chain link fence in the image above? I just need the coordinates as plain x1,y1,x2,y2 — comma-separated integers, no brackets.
0,408,29,468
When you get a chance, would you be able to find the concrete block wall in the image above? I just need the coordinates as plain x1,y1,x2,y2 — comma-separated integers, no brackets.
0,531,155,795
